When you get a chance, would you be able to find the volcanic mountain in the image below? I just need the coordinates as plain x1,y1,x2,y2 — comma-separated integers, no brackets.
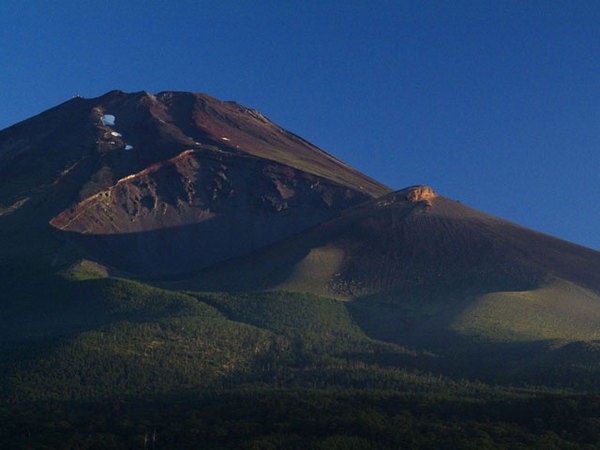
2,91,600,447
0,90,389,274
2,90,599,344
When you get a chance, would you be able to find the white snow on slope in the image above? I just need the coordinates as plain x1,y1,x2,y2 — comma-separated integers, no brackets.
101,114,116,126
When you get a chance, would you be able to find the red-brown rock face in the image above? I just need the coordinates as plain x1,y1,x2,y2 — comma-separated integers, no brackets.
0,89,390,275
50,147,370,275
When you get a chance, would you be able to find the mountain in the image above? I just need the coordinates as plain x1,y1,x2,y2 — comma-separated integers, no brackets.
0,90,389,274
2,91,600,448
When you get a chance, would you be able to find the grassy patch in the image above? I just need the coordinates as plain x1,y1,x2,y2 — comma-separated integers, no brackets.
452,278,600,342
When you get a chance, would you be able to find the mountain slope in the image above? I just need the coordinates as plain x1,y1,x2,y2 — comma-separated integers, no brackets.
0,90,389,274
2,91,600,448
0,90,388,203
50,148,369,275
184,185,600,345
153,91,389,196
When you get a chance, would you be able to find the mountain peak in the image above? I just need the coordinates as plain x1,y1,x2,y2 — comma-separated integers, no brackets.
0,89,393,275
87,89,391,197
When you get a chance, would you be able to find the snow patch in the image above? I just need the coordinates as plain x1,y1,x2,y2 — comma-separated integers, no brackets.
110,131,122,137
221,137,230,141
101,114,116,126
124,144,134,150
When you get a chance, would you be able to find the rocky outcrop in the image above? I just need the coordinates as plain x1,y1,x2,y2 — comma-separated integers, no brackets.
404,185,437,203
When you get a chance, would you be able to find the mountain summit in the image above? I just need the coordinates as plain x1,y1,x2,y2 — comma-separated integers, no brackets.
0,90,389,274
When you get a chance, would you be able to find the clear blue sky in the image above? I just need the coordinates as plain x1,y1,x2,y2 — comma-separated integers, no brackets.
1,1,599,250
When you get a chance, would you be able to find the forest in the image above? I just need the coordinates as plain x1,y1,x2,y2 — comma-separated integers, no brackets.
1,265,600,448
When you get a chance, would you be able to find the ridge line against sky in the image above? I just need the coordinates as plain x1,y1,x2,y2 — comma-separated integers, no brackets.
1,1,598,250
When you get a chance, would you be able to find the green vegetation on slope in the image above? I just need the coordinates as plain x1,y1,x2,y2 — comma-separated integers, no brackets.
452,278,600,342
2,261,600,447
194,290,368,346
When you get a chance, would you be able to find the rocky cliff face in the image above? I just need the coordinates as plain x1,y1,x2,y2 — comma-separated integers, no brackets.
50,147,369,275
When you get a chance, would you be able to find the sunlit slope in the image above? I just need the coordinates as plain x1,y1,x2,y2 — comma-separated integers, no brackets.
190,290,407,355
0,89,387,275
452,278,600,342
187,185,600,296
0,266,275,400
0,267,428,402
185,186,600,346
4,262,600,403
0,90,389,206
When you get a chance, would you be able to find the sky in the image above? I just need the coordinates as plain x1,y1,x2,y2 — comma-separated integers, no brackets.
1,1,599,250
